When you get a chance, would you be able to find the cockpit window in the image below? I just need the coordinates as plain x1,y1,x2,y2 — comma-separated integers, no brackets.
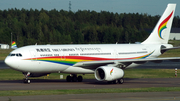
19,53,22,57
9,53,22,57
11,54,15,56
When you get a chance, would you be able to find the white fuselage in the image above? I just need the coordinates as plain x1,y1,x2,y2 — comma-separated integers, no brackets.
5,44,163,74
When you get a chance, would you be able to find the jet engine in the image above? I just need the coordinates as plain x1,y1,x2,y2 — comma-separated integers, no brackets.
95,66,124,81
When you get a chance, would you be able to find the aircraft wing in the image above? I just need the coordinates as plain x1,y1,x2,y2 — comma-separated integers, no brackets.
73,57,180,69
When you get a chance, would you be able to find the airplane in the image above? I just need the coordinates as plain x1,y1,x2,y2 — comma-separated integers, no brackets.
4,4,180,84
11,41,17,49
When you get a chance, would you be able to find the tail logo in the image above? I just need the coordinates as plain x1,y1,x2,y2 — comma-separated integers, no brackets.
11,41,17,49
158,11,173,39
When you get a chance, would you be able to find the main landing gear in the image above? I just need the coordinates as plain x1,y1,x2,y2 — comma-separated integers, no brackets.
66,74,83,82
23,72,31,84
107,78,124,84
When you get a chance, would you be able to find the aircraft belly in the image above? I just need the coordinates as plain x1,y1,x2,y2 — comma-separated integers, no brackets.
18,60,69,73
62,66,94,74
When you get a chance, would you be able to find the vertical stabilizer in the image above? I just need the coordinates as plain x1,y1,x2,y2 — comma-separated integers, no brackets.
11,41,17,49
142,4,176,44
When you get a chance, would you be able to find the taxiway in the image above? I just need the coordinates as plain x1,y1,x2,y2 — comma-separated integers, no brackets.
0,78,180,90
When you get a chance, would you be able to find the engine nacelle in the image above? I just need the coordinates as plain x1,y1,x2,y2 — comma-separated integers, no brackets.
95,66,124,81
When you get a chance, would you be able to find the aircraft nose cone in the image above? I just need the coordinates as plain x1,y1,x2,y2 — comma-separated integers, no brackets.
5,56,22,71
4,57,14,68
5,57,11,66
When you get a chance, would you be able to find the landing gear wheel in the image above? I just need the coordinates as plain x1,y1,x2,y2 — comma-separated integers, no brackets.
66,75,72,82
107,81,113,84
113,80,118,84
66,74,83,82
118,78,124,84
72,76,77,82
77,76,83,82
23,79,30,84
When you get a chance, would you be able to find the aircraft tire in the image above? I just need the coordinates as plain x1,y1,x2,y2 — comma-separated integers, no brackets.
77,76,83,82
118,78,124,84
113,80,118,84
66,75,72,82
23,79,30,84
72,76,77,82
107,81,113,84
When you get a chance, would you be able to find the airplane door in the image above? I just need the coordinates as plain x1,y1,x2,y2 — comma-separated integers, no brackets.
29,50,37,61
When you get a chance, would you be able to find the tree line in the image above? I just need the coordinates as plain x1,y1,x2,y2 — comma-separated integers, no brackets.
0,8,180,47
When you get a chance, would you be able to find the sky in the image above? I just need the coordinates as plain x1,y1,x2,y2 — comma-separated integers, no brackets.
0,0,180,16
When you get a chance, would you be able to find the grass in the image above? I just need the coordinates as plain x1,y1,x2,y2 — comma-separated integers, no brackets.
159,40,180,57
0,87,180,96
0,49,13,60
159,49,180,57
124,69,179,78
169,40,180,46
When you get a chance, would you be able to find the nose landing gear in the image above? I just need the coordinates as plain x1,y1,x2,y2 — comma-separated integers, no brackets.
23,72,31,84
23,78,30,84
